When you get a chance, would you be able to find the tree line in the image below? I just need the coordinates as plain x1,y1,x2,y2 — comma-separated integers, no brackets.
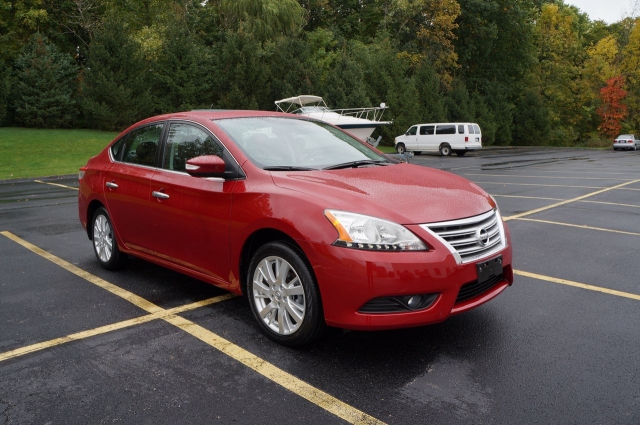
0,0,639,146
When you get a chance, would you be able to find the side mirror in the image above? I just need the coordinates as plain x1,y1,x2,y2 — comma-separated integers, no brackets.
185,155,226,178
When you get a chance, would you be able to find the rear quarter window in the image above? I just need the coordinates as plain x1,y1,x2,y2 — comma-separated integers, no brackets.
436,125,456,135
458,125,464,134
110,136,128,161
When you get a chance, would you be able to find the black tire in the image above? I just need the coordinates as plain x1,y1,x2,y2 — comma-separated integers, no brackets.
247,241,325,346
414,151,422,155
439,144,452,156
92,207,127,270
396,143,406,154
455,150,467,157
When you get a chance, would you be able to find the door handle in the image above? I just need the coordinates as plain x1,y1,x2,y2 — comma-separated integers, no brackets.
152,191,170,200
106,181,118,189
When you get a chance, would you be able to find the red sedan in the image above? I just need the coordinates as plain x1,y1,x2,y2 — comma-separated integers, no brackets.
78,110,513,346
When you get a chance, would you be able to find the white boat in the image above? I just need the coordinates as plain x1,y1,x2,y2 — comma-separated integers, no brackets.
275,95,392,141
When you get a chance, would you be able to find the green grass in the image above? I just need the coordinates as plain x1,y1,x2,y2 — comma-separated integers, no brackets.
0,127,118,180
376,145,396,153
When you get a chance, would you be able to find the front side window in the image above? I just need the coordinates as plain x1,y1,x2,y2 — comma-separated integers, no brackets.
110,136,128,161
406,126,417,136
436,125,456,135
163,124,223,172
122,124,164,167
216,117,388,169
419,125,434,135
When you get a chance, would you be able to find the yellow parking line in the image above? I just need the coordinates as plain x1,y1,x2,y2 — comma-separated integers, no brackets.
34,179,79,191
476,182,605,189
581,200,640,208
1,230,163,314
0,231,384,425
0,295,234,363
511,218,640,236
165,315,383,425
503,178,640,221
514,270,640,301
492,195,640,209
492,194,565,201
464,173,631,181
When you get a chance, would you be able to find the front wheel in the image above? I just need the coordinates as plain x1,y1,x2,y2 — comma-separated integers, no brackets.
92,207,127,270
396,143,406,154
439,144,452,156
247,242,325,346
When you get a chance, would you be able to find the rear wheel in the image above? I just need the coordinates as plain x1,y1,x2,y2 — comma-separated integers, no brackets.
92,207,127,270
247,242,325,346
455,150,467,157
439,144,452,156
396,143,406,154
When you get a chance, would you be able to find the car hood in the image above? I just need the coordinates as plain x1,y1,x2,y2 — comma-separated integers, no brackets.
270,163,494,224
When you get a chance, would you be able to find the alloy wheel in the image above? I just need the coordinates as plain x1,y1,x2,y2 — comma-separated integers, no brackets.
252,256,306,335
93,214,113,263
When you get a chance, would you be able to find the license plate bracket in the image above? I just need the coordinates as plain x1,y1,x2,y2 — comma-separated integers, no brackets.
476,255,503,284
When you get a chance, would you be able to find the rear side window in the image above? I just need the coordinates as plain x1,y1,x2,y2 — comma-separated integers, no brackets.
419,125,434,135
473,124,481,134
436,125,456,135
122,124,164,167
468,125,475,134
163,124,224,172
458,125,464,134
406,126,417,136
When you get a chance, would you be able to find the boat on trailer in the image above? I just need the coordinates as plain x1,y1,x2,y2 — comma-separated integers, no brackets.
275,95,392,141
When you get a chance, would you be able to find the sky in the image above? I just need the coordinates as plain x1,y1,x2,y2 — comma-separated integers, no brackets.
564,0,637,23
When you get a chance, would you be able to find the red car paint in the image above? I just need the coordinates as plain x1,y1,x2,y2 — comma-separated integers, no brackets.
78,111,513,331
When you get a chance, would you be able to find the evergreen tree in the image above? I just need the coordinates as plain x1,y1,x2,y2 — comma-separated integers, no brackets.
414,62,446,122
11,33,78,128
0,59,10,125
81,17,155,131
513,89,551,145
444,79,474,122
151,20,213,113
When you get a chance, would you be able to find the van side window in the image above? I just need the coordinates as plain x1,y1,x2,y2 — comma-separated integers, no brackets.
406,126,417,136
473,124,481,134
458,125,464,134
419,125,434,135
468,125,475,134
436,125,456,135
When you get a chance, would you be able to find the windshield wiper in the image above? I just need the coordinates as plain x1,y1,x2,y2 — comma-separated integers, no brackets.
322,160,389,170
263,166,317,171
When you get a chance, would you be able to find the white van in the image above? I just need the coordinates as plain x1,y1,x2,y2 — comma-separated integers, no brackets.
394,123,482,156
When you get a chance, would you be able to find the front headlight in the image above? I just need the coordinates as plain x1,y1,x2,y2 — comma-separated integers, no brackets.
324,210,427,251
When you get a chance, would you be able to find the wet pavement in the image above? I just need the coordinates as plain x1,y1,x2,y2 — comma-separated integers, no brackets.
1,147,639,424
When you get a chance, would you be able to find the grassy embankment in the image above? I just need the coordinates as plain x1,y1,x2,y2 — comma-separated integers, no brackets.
0,128,118,180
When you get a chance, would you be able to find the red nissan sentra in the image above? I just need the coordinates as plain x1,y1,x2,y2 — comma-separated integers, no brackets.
78,110,513,346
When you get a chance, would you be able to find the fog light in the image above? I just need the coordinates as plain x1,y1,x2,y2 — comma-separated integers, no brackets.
407,296,421,308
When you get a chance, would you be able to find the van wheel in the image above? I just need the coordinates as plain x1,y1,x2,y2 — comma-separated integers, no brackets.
396,143,406,154
439,144,452,156
455,151,467,157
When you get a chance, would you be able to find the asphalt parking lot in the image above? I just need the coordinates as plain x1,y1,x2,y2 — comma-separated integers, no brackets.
1,147,639,424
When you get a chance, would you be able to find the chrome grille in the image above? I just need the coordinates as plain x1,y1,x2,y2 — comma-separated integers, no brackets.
420,209,505,264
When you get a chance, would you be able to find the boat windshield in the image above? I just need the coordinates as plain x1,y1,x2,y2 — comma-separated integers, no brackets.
294,106,330,114
215,117,390,170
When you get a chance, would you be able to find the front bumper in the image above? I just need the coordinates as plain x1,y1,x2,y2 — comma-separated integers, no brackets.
309,223,513,330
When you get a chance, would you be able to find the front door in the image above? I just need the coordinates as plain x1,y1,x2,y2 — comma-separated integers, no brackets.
149,122,236,285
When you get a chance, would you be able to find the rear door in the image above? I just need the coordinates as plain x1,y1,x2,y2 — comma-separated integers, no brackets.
103,123,163,255
149,122,237,285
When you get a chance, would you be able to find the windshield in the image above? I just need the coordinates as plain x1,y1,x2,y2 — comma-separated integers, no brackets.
215,117,389,170
294,106,330,114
